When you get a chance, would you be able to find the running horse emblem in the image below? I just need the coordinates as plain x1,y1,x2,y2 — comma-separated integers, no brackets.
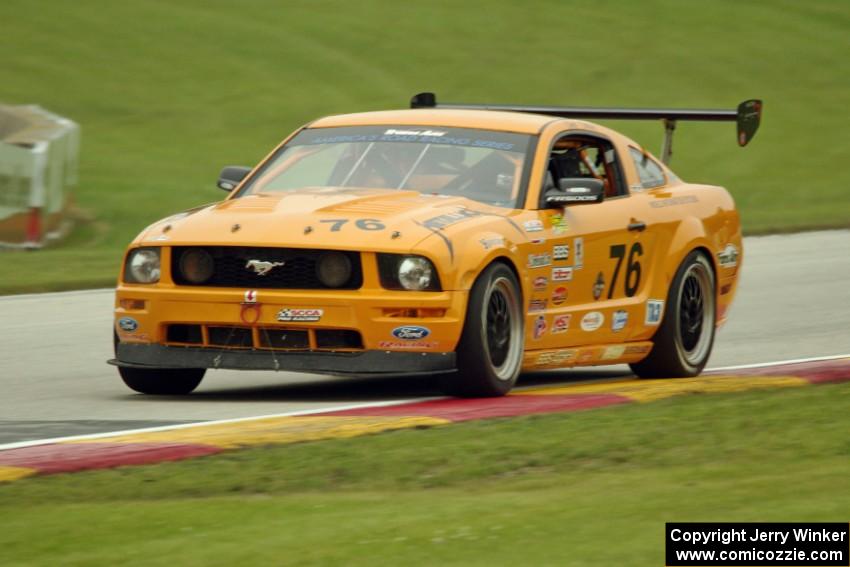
245,259,285,276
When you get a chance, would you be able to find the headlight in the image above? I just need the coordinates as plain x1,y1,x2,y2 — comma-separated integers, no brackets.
316,252,352,288
398,257,433,290
178,248,215,284
124,248,161,283
377,254,441,291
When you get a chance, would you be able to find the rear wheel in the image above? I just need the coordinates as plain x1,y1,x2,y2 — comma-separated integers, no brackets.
442,262,524,397
118,366,206,395
630,250,716,378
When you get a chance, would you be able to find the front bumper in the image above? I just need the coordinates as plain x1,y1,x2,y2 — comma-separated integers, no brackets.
110,343,456,377
113,283,468,376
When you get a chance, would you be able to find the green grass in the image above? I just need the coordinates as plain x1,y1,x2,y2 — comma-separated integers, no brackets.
2,383,849,566
1,0,849,293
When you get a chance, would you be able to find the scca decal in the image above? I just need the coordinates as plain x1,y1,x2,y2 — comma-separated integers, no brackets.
277,308,324,322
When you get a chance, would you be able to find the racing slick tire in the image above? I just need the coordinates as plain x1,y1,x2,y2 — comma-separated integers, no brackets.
118,366,206,395
630,250,716,379
442,262,524,397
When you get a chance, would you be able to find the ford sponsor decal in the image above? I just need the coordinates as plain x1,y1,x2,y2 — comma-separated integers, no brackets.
118,317,138,332
391,326,431,340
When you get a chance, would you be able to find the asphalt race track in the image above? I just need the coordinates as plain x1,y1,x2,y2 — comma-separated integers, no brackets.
1,230,848,445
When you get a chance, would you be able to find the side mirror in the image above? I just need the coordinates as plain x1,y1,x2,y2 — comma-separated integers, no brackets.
217,166,252,192
545,178,605,207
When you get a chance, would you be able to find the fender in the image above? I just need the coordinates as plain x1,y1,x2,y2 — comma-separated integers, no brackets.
666,215,716,283
456,243,524,291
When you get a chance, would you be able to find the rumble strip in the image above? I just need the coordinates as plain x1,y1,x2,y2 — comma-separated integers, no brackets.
1,357,848,483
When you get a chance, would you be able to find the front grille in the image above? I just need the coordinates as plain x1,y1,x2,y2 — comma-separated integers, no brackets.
167,324,202,344
258,328,310,349
171,246,362,289
208,326,253,347
315,329,363,349
163,324,363,352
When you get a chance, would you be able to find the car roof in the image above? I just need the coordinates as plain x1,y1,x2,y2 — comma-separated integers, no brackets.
308,108,560,134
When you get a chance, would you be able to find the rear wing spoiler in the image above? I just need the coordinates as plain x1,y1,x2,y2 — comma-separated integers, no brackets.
410,92,762,164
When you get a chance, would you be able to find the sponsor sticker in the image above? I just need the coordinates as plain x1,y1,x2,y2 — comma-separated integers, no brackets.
574,237,584,269
601,345,626,360
551,286,567,305
533,276,548,291
551,214,568,234
118,317,138,332
536,349,576,367
553,244,570,261
528,253,552,268
378,340,438,349
391,326,431,340
718,243,739,268
645,300,664,325
524,220,544,233
552,267,573,282
593,271,605,300
577,349,597,363
528,299,548,313
649,195,698,208
384,128,446,137
624,345,651,355
533,315,547,339
121,332,149,341
530,237,546,245
581,311,604,331
552,314,571,334
277,308,324,322
479,236,505,250
243,290,258,304
423,208,481,230
612,310,628,332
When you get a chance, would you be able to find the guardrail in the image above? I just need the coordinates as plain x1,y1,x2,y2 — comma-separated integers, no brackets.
0,104,79,248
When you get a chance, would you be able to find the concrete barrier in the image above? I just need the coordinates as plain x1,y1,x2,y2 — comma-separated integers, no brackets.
0,105,79,248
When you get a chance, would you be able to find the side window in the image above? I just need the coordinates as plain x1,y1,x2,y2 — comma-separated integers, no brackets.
545,134,627,200
629,147,666,189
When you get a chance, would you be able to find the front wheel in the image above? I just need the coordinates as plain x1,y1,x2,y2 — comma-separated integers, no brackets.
630,250,716,378
442,262,524,397
118,366,206,395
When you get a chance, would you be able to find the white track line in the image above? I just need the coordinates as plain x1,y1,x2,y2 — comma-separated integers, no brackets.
0,288,111,301
707,353,850,371
0,397,439,452
1,353,848,453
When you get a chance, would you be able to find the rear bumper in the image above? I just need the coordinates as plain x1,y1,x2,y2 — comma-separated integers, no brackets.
110,342,456,378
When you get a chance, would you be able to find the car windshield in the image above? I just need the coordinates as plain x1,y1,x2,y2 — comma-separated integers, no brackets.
238,126,533,208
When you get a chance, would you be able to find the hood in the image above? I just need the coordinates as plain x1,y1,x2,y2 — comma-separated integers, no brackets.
136,188,518,253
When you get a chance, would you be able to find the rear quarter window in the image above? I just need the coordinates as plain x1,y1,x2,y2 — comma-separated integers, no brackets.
629,147,666,189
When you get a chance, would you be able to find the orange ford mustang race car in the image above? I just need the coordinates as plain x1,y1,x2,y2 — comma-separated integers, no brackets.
110,93,762,397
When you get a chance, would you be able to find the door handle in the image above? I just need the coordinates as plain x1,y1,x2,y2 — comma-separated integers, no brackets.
628,220,646,232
